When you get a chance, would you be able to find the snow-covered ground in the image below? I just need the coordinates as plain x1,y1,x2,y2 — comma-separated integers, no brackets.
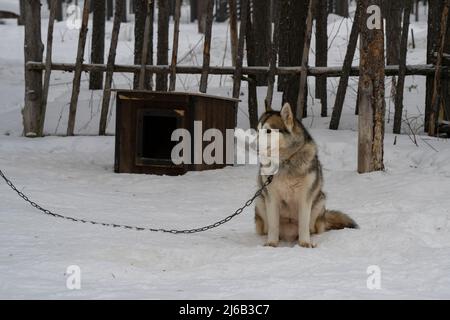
2,131,450,299
2,3,450,299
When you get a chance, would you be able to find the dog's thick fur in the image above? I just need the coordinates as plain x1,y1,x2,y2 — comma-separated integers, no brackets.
255,103,357,248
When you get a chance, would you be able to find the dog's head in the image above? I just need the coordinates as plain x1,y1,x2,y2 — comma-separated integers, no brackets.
257,103,312,162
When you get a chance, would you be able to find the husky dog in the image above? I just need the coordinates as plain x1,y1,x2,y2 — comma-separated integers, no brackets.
255,103,357,248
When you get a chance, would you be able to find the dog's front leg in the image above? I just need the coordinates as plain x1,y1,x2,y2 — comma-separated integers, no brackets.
298,197,314,248
264,196,280,247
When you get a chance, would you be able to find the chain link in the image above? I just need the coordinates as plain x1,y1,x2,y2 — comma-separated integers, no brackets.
0,169,272,234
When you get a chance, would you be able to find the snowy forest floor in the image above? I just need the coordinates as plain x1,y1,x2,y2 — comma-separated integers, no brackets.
1,132,450,299
1,3,450,299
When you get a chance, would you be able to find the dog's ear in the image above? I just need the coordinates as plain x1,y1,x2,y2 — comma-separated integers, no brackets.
280,103,295,131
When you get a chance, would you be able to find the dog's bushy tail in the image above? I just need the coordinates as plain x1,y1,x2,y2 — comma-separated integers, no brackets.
316,210,358,232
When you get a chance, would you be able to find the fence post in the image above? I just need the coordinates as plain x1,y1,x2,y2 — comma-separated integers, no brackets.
329,2,361,130
169,0,182,91
99,0,124,135
23,0,44,137
232,0,249,100
39,0,58,137
67,0,90,136
393,1,412,134
296,0,314,121
199,0,214,93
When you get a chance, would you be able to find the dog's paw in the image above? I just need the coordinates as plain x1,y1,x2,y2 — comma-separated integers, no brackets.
264,241,279,248
298,241,316,248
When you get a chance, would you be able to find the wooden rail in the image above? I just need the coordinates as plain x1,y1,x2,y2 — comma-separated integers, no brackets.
26,62,449,77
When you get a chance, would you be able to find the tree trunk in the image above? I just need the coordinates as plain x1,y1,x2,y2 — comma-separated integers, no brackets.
428,0,450,136
336,0,349,17
55,0,63,22
216,0,229,22
232,0,249,102
358,0,386,173
271,0,280,23
197,0,209,33
191,0,198,22
138,0,155,90
199,0,214,93
246,2,259,129
18,0,26,26
265,0,280,110
168,0,176,17
99,0,124,135
156,0,169,91
169,0,182,91
67,0,90,136
296,0,314,120
316,0,328,117
90,0,106,90
329,1,361,130
426,0,447,132
134,0,154,89
278,0,309,115
415,0,419,22
443,3,450,125
23,0,44,137
252,0,271,85
228,0,238,66
386,0,403,66
393,0,412,134
121,0,128,22
39,0,58,137
107,0,113,20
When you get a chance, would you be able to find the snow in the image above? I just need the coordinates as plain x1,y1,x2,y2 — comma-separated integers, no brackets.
2,3,450,299
2,131,450,299
0,0,19,15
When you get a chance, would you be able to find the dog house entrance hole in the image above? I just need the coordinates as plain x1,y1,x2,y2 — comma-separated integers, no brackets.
137,110,182,164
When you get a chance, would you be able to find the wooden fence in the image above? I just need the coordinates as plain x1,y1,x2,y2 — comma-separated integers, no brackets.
22,0,450,139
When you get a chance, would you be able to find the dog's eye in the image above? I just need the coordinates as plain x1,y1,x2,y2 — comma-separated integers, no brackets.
266,129,272,134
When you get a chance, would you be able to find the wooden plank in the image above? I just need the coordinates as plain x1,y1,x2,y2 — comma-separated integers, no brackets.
99,0,124,136
156,0,170,91
245,7,258,129
228,0,238,66
199,0,214,93
39,0,57,137
89,0,106,90
296,0,314,120
67,0,90,136
138,0,154,90
232,0,249,100
169,0,182,91
26,61,450,77
329,2,361,130
393,0,412,134
265,0,280,111
315,0,328,117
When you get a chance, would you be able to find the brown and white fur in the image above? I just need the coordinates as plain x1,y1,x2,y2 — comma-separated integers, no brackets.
255,103,357,248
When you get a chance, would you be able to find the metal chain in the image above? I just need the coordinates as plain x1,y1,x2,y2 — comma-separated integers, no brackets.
0,169,272,234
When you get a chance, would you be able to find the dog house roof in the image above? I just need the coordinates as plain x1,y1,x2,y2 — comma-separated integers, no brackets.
112,90,240,103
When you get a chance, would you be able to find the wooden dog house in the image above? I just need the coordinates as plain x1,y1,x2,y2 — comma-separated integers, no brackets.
114,90,237,175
